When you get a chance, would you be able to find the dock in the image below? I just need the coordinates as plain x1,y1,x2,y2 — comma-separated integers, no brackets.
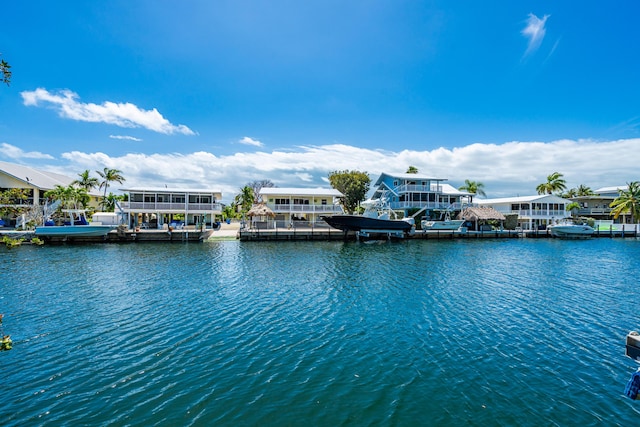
0,228,215,244
238,225,640,241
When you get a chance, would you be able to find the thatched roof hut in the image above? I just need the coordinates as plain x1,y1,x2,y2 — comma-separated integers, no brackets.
458,206,505,221
247,203,275,218
247,203,275,230
458,206,506,231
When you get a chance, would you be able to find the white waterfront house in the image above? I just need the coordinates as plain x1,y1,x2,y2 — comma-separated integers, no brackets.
119,187,223,229
371,172,472,218
477,194,571,230
259,187,344,228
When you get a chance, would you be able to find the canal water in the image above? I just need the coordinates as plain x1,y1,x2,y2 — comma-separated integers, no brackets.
2,238,640,425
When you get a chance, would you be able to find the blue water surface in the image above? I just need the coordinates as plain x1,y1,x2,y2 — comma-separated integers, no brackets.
2,238,640,426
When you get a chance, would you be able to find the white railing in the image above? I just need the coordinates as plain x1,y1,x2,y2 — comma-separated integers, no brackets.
120,201,223,211
267,204,343,213
388,201,463,211
394,184,445,193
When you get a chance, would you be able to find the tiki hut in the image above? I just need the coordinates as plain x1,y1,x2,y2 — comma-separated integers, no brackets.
247,203,275,229
458,206,506,231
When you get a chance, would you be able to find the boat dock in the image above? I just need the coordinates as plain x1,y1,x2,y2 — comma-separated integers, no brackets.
237,226,640,241
0,228,215,244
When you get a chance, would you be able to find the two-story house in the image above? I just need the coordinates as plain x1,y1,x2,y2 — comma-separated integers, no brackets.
477,194,570,230
259,187,344,228
571,185,630,223
119,187,223,229
370,172,472,219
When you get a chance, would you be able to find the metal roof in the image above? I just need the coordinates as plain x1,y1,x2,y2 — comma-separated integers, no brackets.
0,160,75,190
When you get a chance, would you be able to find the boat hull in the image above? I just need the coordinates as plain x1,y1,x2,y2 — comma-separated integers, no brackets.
35,225,115,237
421,220,464,230
548,225,594,238
322,215,413,233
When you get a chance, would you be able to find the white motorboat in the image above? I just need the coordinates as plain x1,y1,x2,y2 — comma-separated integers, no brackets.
548,221,594,238
421,210,464,231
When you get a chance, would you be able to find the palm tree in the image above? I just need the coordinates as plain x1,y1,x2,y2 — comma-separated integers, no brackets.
72,169,99,191
536,172,567,195
103,192,123,212
458,179,486,197
406,166,419,174
565,201,581,218
576,184,595,197
96,168,125,210
610,181,640,223
234,186,255,216
43,185,89,209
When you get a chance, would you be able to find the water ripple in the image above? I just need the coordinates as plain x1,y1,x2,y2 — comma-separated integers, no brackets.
2,239,640,425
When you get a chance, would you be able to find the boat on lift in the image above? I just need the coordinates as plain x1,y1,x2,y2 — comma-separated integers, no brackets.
421,210,464,231
35,209,116,237
321,197,414,234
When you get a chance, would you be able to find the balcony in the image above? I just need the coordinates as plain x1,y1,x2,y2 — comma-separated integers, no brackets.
394,184,445,193
388,201,463,211
266,203,343,214
120,201,223,212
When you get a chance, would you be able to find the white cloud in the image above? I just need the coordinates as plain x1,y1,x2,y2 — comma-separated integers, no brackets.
0,142,54,160
239,136,263,147
26,138,639,203
521,13,549,57
110,135,143,142
21,88,195,135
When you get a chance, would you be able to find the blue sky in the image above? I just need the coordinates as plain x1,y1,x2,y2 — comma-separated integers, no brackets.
1,1,639,202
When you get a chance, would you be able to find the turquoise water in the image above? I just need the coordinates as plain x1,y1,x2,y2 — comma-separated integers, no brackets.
2,238,640,425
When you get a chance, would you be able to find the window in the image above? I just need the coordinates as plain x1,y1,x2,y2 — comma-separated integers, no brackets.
321,199,327,205
189,195,212,204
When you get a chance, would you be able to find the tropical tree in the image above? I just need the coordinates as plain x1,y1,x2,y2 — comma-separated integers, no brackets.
458,179,486,197
72,169,99,191
565,201,581,218
234,186,255,216
96,167,125,210
222,204,237,220
406,166,419,174
43,185,90,209
1,54,11,86
103,192,124,212
536,172,567,195
328,170,371,214
248,179,275,203
0,188,29,217
576,184,595,196
609,181,640,223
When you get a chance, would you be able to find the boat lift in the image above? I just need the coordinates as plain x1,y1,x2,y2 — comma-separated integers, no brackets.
624,331,640,400
356,229,407,241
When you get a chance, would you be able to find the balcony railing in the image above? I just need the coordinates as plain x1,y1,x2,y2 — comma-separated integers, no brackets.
120,201,222,212
388,201,463,211
394,184,445,193
266,203,343,214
